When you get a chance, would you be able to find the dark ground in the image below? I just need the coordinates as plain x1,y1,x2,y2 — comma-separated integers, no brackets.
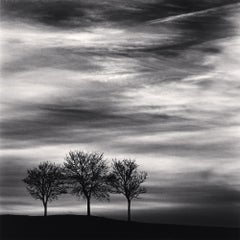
0,215,239,240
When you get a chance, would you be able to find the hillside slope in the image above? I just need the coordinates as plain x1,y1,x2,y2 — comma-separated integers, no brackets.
0,215,239,240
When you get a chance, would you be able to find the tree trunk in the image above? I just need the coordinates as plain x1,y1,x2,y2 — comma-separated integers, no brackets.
43,202,47,217
87,197,91,216
127,199,131,222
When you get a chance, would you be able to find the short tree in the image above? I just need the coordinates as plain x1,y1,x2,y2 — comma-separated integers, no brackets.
23,162,67,216
108,159,147,221
64,151,109,216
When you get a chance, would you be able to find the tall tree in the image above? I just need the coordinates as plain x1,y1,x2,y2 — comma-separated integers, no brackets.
23,162,67,216
108,159,147,221
64,151,109,216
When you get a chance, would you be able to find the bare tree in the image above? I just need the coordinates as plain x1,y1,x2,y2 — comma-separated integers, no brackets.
64,151,109,216
108,159,147,221
23,162,67,216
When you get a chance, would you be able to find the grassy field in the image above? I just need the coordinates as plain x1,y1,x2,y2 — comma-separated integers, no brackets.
0,215,239,240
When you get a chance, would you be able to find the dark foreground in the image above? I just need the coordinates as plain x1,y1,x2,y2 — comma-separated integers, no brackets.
0,215,239,240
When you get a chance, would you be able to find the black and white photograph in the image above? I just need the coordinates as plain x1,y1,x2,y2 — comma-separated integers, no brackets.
0,0,240,239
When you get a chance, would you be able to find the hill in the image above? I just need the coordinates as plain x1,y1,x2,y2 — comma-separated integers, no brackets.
0,215,239,240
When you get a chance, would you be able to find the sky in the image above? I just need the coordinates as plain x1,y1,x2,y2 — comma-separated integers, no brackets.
0,0,240,227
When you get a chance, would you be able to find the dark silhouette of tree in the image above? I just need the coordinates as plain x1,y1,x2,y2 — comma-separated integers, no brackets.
64,151,109,216
108,159,147,221
23,162,67,216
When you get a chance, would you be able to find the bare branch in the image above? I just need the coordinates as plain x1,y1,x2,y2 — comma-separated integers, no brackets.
23,162,67,216
64,150,110,216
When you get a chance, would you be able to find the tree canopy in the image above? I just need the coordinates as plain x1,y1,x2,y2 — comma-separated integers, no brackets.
23,161,67,216
64,151,110,216
108,159,147,221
